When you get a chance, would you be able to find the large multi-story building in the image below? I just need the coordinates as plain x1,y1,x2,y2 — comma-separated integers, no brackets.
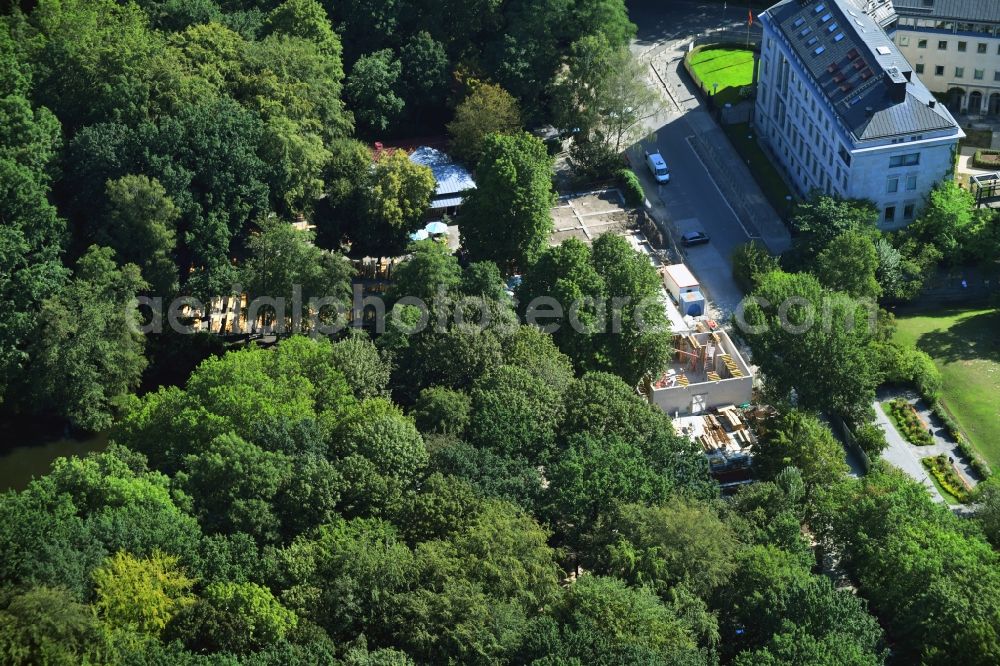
888,0,1000,115
755,0,963,228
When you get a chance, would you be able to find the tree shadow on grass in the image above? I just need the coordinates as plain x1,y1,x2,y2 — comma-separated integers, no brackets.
915,310,1000,365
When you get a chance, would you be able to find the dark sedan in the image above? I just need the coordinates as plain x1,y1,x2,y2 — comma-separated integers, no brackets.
680,231,710,247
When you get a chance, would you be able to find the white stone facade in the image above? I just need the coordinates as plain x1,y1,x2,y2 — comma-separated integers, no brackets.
754,0,962,228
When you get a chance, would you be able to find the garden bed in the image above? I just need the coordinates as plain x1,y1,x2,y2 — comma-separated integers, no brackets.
922,454,971,504
885,399,934,446
893,309,1000,471
721,122,794,214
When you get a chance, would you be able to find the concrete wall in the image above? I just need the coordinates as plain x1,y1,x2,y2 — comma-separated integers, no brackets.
649,376,753,417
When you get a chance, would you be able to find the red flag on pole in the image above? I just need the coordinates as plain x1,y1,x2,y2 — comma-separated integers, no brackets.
748,9,754,26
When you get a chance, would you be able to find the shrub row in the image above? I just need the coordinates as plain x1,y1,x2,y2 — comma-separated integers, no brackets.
929,399,994,480
878,342,942,403
886,398,934,446
922,454,972,504
617,169,645,207
972,149,1000,170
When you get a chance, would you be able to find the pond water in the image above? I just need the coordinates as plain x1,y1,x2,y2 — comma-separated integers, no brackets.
0,428,109,492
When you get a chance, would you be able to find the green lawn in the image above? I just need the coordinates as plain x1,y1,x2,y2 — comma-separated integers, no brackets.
687,46,756,106
893,308,1000,467
722,122,794,213
960,127,994,150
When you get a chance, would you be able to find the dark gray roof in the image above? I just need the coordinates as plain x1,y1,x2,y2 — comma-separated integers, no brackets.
765,0,959,141
892,0,1000,23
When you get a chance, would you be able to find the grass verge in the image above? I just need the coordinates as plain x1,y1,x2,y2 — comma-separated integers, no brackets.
893,308,1000,468
960,127,994,150
721,122,794,213
687,46,755,106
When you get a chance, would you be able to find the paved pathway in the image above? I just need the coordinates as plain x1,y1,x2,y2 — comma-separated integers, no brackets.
875,400,946,503
875,388,982,506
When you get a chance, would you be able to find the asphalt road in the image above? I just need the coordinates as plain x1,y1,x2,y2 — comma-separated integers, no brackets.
628,0,764,49
625,0,787,319
638,114,749,317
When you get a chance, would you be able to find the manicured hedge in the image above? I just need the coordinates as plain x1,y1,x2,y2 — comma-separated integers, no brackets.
928,399,994,480
618,168,645,207
972,149,1000,169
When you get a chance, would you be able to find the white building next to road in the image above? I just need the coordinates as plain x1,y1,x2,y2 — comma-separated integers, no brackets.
888,0,1000,116
755,0,963,228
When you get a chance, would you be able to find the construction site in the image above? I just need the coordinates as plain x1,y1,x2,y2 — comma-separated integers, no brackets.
673,405,760,487
641,328,753,417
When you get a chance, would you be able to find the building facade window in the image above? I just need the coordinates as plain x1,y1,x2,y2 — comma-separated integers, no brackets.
938,40,947,50
995,71,1000,82
975,69,984,80
915,63,924,74
887,176,899,193
884,206,896,223
935,65,944,76
899,35,909,46
904,203,915,220
918,39,927,48
958,41,967,52
978,43,988,54
955,67,964,78
889,153,920,167
906,174,917,190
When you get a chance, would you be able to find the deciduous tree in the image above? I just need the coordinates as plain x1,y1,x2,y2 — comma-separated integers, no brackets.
446,81,521,164
29,246,147,431
346,49,404,136
93,550,196,637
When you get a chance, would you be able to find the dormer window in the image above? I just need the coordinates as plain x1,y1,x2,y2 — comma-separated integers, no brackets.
820,13,832,22
834,33,845,42
815,4,826,12
793,17,806,27
801,27,812,37
814,46,826,55
827,23,838,32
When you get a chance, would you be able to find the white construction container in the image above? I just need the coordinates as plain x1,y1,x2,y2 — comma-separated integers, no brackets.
662,264,700,303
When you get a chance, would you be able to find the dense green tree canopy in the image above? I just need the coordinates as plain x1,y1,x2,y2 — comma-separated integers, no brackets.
461,131,554,270
447,81,522,164
28,246,147,431
742,269,879,422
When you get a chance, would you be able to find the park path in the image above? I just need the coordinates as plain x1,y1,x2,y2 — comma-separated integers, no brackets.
875,388,982,507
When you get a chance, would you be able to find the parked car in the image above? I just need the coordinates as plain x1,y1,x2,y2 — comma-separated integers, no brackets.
644,150,670,183
680,231,710,247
